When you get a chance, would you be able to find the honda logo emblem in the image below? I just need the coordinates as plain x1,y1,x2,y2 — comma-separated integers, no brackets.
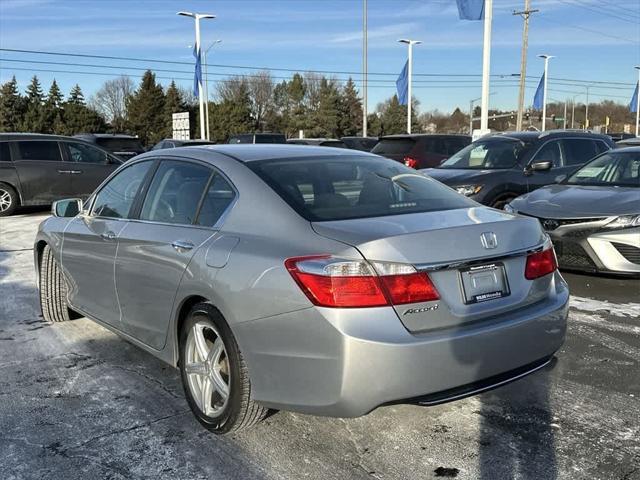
480,232,498,249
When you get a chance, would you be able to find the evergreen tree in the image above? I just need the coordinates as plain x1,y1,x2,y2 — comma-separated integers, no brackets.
68,84,86,105
339,78,362,136
209,87,253,143
44,79,65,134
311,78,341,137
0,76,24,132
163,81,184,138
126,71,166,145
287,74,307,136
21,75,46,132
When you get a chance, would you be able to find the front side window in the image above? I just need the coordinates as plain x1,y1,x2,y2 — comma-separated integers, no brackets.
250,156,475,221
140,161,211,225
67,142,109,164
15,141,61,161
92,161,152,218
562,139,599,166
533,140,562,167
0,142,10,162
567,152,640,187
441,139,525,170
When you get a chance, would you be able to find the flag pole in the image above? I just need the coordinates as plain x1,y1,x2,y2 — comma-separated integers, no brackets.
538,54,553,132
362,0,368,137
480,0,493,133
399,39,421,134
635,66,640,137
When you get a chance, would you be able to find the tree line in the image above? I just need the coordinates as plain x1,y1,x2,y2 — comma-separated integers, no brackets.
0,70,636,146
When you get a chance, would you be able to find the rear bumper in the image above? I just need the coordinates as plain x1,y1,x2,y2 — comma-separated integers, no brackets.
234,272,569,417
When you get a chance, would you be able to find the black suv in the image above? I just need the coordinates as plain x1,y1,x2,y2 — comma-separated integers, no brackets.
425,130,614,209
371,134,471,169
73,133,146,161
227,133,287,144
0,133,122,216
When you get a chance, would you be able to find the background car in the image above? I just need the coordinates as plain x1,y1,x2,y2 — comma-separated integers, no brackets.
507,147,640,276
0,133,122,216
35,144,568,434
424,130,614,209
371,134,471,169
340,136,379,151
151,139,215,150
227,133,286,144
73,133,146,161
287,138,347,148
616,137,640,148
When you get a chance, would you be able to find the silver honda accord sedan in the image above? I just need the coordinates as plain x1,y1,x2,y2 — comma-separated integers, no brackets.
34,145,569,434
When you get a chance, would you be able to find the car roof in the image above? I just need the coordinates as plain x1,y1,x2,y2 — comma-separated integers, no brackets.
379,134,470,139
74,133,140,139
614,146,640,153
139,144,377,163
0,133,79,141
488,130,612,142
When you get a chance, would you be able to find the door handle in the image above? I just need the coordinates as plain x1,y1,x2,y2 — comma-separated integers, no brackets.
57,169,72,174
171,240,194,252
70,170,83,174
100,231,116,240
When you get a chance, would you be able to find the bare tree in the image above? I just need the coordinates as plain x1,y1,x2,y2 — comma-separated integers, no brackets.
90,76,134,131
216,76,249,103
247,71,274,131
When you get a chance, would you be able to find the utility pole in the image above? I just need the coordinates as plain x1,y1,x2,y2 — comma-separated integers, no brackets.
513,1,538,131
563,100,567,129
362,0,368,137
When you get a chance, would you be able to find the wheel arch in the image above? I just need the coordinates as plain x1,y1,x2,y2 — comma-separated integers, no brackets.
173,294,210,366
34,239,48,284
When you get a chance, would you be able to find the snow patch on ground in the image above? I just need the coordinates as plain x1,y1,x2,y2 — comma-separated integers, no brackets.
570,296,640,319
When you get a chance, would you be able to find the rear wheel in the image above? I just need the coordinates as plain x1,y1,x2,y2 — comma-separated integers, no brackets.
179,302,268,434
0,183,18,217
39,245,72,323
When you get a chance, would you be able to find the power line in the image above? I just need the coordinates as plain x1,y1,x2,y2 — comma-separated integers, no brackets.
564,0,640,22
537,13,639,44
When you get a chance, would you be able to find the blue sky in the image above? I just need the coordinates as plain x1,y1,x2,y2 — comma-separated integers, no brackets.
1,0,639,113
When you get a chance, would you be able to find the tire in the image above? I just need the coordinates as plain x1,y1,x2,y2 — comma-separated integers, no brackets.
491,194,517,211
179,302,268,434
0,183,18,217
39,245,72,323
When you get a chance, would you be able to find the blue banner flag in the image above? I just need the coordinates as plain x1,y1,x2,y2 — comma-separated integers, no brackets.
533,73,545,110
630,81,639,113
396,60,409,106
456,0,484,20
193,44,202,97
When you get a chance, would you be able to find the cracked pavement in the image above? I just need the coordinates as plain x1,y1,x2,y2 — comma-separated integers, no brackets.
1,211,639,479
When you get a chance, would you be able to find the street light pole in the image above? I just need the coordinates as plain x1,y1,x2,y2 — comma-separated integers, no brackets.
585,85,590,130
203,39,221,141
178,11,215,140
399,39,421,134
480,0,493,133
537,54,554,132
362,0,368,137
571,94,579,129
635,66,640,137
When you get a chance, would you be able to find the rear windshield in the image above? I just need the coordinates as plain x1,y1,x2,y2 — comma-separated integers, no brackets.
371,138,416,155
440,138,528,170
249,156,474,221
97,138,145,153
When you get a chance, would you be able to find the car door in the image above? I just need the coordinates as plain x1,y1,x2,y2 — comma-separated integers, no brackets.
524,139,567,191
11,140,71,203
63,141,122,198
115,159,236,349
61,160,154,328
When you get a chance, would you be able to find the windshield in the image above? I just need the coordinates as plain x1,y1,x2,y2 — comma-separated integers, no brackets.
440,139,527,169
567,151,640,187
97,138,145,153
249,156,475,221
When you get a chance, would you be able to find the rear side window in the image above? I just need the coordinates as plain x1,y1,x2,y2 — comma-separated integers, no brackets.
96,138,145,153
67,142,109,164
249,156,474,221
92,161,152,219
423,138,447,155
196,174,236,226
140,160,211,225
15,141,61,161
562,139,599,166
371,139,416,155
0,142,10,162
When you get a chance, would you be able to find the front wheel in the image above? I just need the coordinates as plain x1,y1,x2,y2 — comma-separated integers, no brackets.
179,302,269,434
491,195,517,211
39,245,72,322
0,183,18,217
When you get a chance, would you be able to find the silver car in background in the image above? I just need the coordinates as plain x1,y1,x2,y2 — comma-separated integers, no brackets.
508,147,640,276
35,145,569,434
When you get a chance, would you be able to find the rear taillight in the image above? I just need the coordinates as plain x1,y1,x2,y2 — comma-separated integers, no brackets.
525,247,558,280
285,256,439,308
404,156,419,169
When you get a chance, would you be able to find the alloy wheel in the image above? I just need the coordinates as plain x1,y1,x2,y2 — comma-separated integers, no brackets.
184,320,230,417
0,189,11,212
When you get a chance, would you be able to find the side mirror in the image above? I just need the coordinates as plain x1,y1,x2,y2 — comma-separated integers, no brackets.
52,198,82,218
530,161,552,172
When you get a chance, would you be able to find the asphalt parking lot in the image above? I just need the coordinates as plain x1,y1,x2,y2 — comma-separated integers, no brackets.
1,211,639,480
